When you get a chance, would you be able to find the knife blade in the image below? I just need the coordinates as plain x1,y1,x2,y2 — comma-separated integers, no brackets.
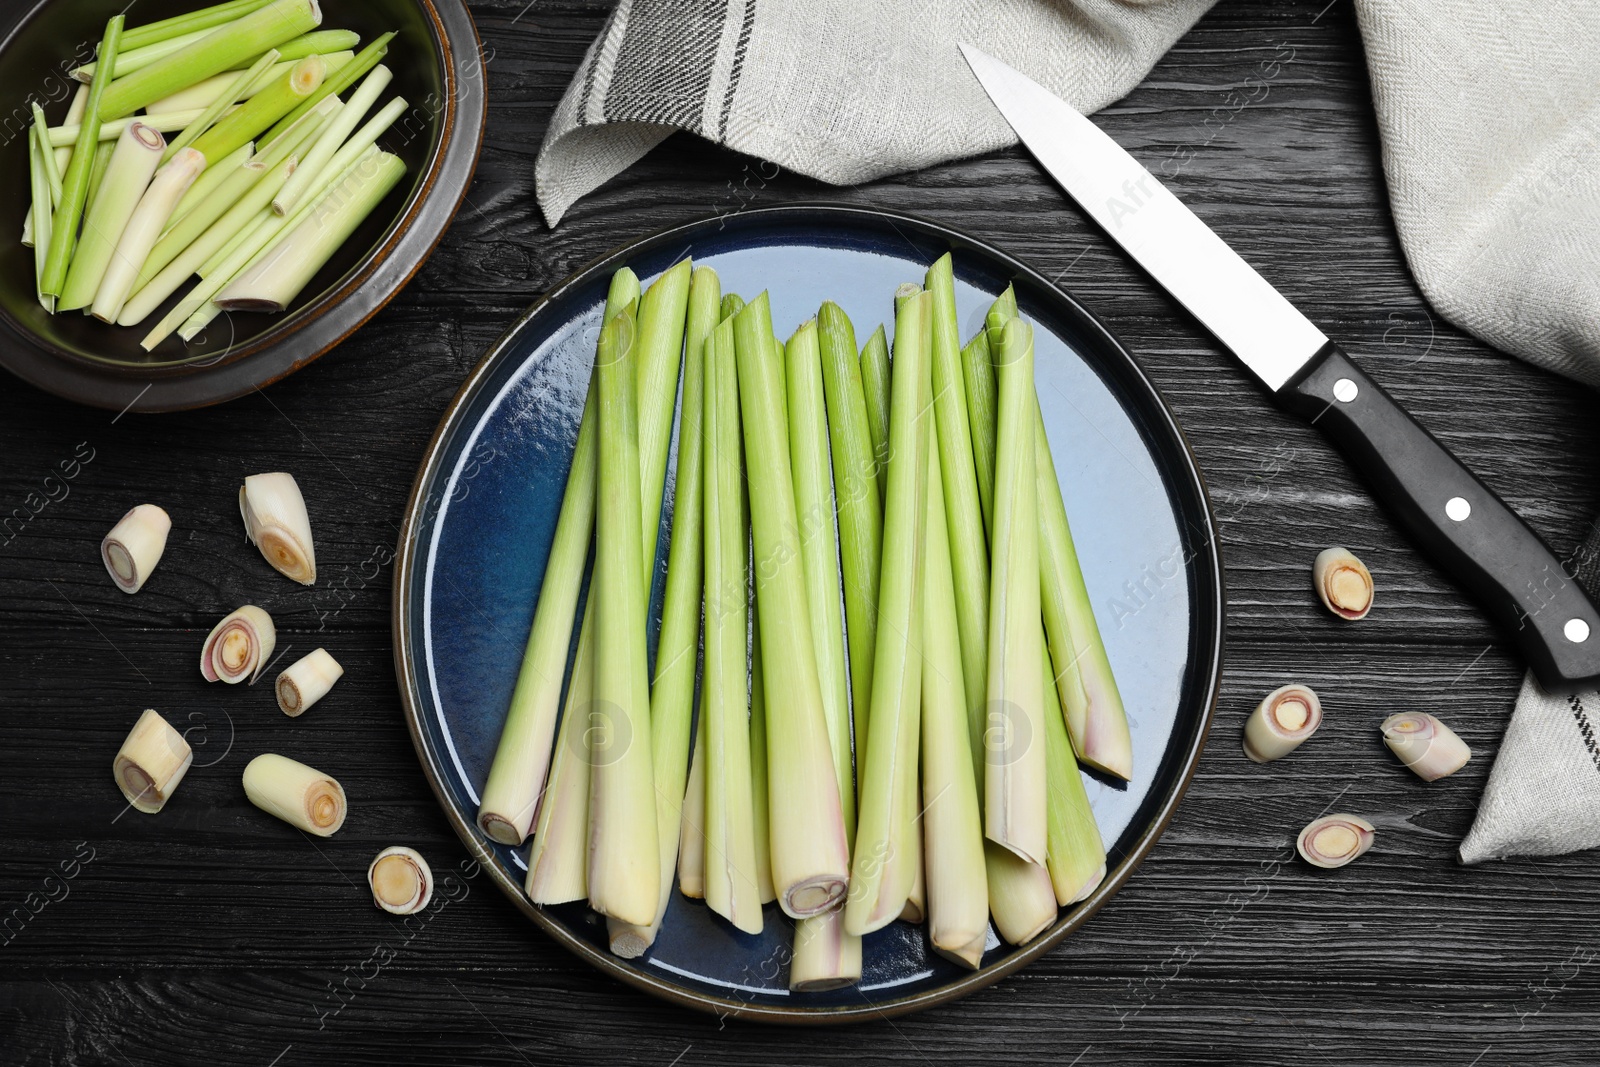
961,43,1600,693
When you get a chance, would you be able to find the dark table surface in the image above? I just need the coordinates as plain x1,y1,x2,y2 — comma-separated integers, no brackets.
5,1,1600,1063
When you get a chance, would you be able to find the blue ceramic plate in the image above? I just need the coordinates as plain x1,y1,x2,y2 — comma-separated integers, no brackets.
393,204,1223,1023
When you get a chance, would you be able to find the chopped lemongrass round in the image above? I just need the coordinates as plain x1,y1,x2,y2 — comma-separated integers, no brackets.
113,709,193,814
101,504,171,594
91,147,207,323
1297,814,1375,869
242,753,346,836
200,605,276,684
1381,712,1472,782
240,472,316,584
1242,683,1324,763
276,648,343,716
368,847,432,915
1314,547,1374,620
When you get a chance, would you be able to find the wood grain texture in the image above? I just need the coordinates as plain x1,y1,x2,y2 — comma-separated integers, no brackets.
4,0,1600,1063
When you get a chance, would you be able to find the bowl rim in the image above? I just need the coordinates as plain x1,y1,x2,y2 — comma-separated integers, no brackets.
390,201,1226,1025
0,0,487,412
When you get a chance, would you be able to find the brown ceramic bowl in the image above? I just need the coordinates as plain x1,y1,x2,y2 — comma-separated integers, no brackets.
0,0,485,412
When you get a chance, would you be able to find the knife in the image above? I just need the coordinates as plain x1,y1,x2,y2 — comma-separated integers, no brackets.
960,43,1600,693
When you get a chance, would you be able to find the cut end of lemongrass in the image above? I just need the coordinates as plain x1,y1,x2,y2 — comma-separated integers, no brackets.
1242,683,1324,763
607,923,654,960
1064,862,1106,906
368,847,432,914
785,877,849,919
113,709,192,814
200,604,276,684
101,503,171,593
1313,547,1374,620
1381,712,1471,782
478,813,523,847
1296,814,1375,869
931,935,987,971
275,647,343,716
241,471,316,584
242,753,346,836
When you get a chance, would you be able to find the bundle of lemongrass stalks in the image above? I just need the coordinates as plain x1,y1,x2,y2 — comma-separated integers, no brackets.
21,0,408,349
476,254,1134,989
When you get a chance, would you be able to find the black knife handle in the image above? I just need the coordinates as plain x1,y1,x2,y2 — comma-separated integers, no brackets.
1279,342,1600,693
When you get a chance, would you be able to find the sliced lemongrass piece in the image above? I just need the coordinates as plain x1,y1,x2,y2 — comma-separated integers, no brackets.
586,304,661,928
47,108,206,149
479,269,636,847
734,294,851,921
54,85,88,173
859,323,891,503
240,471,316,584
121,0,276,53
817,302,882,785
77,27,213,82
58,120,162,312
32,105,63,204
1297,814,1375,869
221,29,359,72
191,54,325,165
524,609,596,905
899,772,926,925
1034,398,1133,780
1314,547,1374,620
96,0,323,122
200,604,276,684
149,50,353,115
200,207,274,280
164,49,280,163
846,289,932,937
272,64,391,216
92,147,206,323
747,612,776,906
791,910,863,992
28,135,54,311
677,711,709,899
82,141,117,228
114,709,192,814
985,316,1047,865
159,139,253,239
1042,648,1106,905
634,260,694,542
1381,712,1471,781
1243,683,1323,763
40,16,121,300
242,753,346,836
921,434,989,968
986,842,1056,946
101,504,171,593
276,648,343,717
368,847,432,914
259,30,395,147
700,316,762,936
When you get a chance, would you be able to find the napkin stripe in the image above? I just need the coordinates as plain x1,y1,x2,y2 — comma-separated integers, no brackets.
607,0,729,131
716,0,755,141
1570,695,1600,775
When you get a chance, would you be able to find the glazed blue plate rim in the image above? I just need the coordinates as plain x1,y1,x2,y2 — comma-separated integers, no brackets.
392,202,1225,1024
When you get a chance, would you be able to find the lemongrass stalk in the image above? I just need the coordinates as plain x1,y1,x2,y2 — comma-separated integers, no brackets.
609,266,722,956
200,207,272,280
165,49,280,162
733,293,850,920
55,85,88,173
720,293,744,320
97,0,322,122
524,609,597,904
273,64,390,216
190,54,325,165
28,136,55,310
927,255,990,732
215,149,404,312
634,261,694,539
985,842,1056,946
961,331,999,529
921,434,990,968
32,106,63,205
58,120,163,312
700,316,763,935
148,50,351,115
258,30,395,148
677,711,709,899
231,29,359,68
790,909,861,992
82,141,116,224
92,148,206,323
159,140,253,238
1042,649,1106,905
859,324,892,503
845,290,932,937
121,0,276,53
242,753,346,836
986,317,1047,865
747,612,777,905
785,319,855,833
114,709,193,814
48,109,208,149
1034,400,1133,779
76,28,212,82
40,16,122,299
488,269,635,848
586,304,662,927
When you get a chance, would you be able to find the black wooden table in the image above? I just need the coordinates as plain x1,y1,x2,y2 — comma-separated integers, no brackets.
5,1,1600,1063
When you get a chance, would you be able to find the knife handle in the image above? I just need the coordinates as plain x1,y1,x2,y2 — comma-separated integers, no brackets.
1280,342,1600,693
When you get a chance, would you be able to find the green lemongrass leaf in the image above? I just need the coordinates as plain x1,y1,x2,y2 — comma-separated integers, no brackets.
41,15,123,299
859,323,891,502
